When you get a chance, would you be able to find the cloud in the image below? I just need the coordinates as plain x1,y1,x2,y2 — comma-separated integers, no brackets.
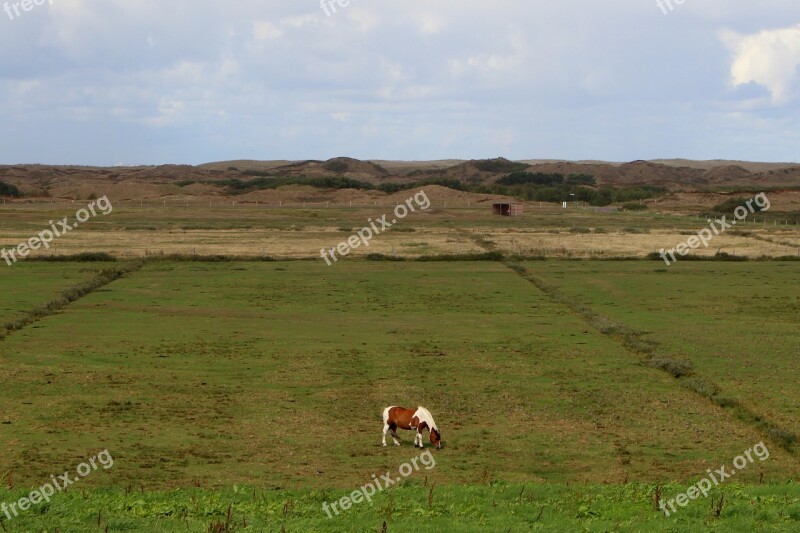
414,12,446,35
0,1,799,164
721,24,800,104
253,20,284,41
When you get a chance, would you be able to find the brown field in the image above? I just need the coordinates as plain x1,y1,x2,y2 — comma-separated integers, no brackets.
1,200,798,261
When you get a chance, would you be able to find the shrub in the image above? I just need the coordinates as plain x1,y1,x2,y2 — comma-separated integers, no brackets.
565,174,597,186
365,253,406,261
712,197,767,214
645,251,747,262
497,172,564,187
378,178,467,193
32,252,117,262
765,427,796,448
216,176,376,194
714,251,747,262
623,336,658,356
473,159,528,173
416,252,505,262
683,377,719,398
155,254,274,262
0,180,21,197
649,357,694,378
714,396,740,408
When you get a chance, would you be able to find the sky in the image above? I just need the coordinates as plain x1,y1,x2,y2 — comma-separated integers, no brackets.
0,0,799,165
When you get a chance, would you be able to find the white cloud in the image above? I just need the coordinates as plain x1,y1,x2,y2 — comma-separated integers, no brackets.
721,24,800,104
347,8,381,32
415,12,446,35
253,20,284,41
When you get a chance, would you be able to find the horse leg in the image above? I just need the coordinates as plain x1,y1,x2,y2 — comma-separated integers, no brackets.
382,422,390,446
390,426,401,446
416,429,424,448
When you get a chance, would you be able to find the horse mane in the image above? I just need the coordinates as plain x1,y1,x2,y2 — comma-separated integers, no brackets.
414,406,438,433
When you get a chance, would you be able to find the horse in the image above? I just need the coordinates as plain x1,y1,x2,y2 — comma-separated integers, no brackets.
382,406,441,449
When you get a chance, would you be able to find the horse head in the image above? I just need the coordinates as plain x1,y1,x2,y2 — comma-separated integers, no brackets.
430,428,442,449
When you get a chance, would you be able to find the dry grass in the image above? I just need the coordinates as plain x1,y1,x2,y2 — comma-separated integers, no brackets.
1,202,798,260
2,226,797,260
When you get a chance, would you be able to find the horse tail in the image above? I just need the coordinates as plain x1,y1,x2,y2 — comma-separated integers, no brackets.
382,406,393,425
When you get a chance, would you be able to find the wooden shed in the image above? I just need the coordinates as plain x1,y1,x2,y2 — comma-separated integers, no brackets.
492,203,524,216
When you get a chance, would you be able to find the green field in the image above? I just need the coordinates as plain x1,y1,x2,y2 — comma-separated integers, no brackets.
0,263,96,325
0,258,798,531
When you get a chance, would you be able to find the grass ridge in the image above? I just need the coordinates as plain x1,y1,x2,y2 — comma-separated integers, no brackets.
0,259,146,340
504,261,797,454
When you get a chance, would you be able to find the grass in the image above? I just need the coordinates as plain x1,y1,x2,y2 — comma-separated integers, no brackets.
526,261,800,442
1,483,798,531
0,263,98,325
1,203,798,259
10,261,774,488
0,233,798,529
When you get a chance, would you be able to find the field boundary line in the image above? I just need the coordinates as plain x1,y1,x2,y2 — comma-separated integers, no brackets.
0,259,146,341
736,231,800,251
462,223,797,454
503,260,797,454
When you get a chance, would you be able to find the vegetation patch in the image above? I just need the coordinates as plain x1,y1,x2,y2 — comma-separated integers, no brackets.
712,197,769,215
28,252,118,262
0,179,21,197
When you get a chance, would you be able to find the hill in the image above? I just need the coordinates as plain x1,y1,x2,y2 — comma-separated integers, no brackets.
3,157,800,204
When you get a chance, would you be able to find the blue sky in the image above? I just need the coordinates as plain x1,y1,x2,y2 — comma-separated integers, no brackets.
1,0,799,165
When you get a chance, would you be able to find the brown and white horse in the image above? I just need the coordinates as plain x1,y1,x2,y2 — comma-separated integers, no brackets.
382,406,441,449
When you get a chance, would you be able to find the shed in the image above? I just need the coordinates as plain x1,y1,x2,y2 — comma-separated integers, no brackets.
492,203,524,216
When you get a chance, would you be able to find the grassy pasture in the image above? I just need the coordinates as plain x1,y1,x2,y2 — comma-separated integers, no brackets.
0,203,798,531
0,263,96,325
0,259,798,530
529,261,800,439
